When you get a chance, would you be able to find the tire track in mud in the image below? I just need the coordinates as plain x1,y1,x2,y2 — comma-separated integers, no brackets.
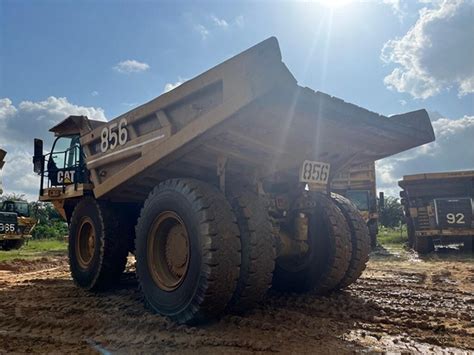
0,255,473,354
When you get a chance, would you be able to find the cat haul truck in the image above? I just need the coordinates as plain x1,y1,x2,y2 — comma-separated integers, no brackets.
32,38,435,324
399,170,474,254
331,162,380,248
0,149,36,250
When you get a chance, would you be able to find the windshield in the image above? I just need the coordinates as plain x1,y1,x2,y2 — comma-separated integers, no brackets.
50,135,81,170
345,190,369,211
1,201,30,217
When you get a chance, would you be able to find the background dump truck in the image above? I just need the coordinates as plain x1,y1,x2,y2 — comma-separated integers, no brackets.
0,149,37,250
32,37,435,324
331,162,379,248
399,170,474,254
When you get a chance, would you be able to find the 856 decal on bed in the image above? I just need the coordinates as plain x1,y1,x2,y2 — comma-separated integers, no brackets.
299,160,330,185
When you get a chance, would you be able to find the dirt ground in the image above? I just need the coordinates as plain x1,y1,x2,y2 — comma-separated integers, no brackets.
0,245,472,354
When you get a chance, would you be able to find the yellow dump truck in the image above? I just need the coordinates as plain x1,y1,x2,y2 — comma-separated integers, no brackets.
32,38,435,324
331,162,379,248
0,149,36,250
399,170,474,254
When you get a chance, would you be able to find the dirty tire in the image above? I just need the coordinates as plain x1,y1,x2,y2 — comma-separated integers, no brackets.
69,197,129,291
272,193,352,294
331,193,370,289
407,218,416,248
414,236,434,254
1,239,24,251
135,179,241,324
462,237,473,253
226,188,275,312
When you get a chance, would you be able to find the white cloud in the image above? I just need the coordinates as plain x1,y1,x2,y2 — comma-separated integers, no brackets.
376,114,474,196
0,96,106,145
163,77,186,93
113,59,150,74
0,97,107,201
194,15,244,40
91,91,99,96
0,98,17,120
381,0,474,99
383,0,406,19
194,24,209,40
1,149,39,201
235,15,244,27
211,15,228,28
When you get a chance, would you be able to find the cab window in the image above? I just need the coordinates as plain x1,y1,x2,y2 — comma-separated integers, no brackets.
50,136,80,170
346,190,370,211
1,201,30,217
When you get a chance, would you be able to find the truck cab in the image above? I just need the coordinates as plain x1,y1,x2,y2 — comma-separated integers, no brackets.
331,162,379,247
33,116,104,220
399,170,474,254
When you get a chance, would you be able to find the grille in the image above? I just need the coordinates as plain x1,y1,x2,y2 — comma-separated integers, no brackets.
416,207,431,230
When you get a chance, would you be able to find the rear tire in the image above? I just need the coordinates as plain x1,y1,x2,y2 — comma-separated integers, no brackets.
414,235,434,254
69,197,129,291
272,193,352,294
331,193,370,289
462,237,473,253
226,188,275,312
135,179,241,324
407,218,416,248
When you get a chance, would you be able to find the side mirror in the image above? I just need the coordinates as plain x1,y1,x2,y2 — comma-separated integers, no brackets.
378,191,385,209
33,138,44,174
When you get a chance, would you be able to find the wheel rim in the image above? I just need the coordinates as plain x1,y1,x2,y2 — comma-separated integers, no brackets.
76,217,96,269
147,211,190,291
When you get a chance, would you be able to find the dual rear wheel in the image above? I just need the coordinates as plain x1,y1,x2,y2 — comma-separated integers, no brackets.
67,182,370,324
272,193,370,294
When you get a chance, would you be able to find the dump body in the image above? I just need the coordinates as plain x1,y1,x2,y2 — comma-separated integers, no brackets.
41,37,434,204
399,170,474,241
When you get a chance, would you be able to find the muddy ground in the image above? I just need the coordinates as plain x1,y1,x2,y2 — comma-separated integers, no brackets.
0,246,472,354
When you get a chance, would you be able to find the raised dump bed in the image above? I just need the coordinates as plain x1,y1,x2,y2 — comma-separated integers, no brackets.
399,170,474,254
33,37,435,324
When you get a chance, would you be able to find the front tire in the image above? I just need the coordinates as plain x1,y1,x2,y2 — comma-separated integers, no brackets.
1,239,24,250
69,197,129,290
135,179,241,324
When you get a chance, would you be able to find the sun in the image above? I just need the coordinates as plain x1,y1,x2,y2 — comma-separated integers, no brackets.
313,0,354,9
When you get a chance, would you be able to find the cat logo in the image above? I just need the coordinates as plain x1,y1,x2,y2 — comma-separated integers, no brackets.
57,170,75,184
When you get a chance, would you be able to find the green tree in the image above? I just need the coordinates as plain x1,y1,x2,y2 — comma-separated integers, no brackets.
378,196,404,228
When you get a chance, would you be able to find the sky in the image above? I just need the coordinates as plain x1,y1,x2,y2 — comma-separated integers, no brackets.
0,0,473,200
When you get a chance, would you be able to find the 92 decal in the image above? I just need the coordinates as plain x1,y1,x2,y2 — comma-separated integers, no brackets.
100,118,128,153
446,213,465,225
299,160,330,184
0,223,16,234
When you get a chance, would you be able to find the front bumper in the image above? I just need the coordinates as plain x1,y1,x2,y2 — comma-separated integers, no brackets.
415,229,474,237
0,234,33,241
